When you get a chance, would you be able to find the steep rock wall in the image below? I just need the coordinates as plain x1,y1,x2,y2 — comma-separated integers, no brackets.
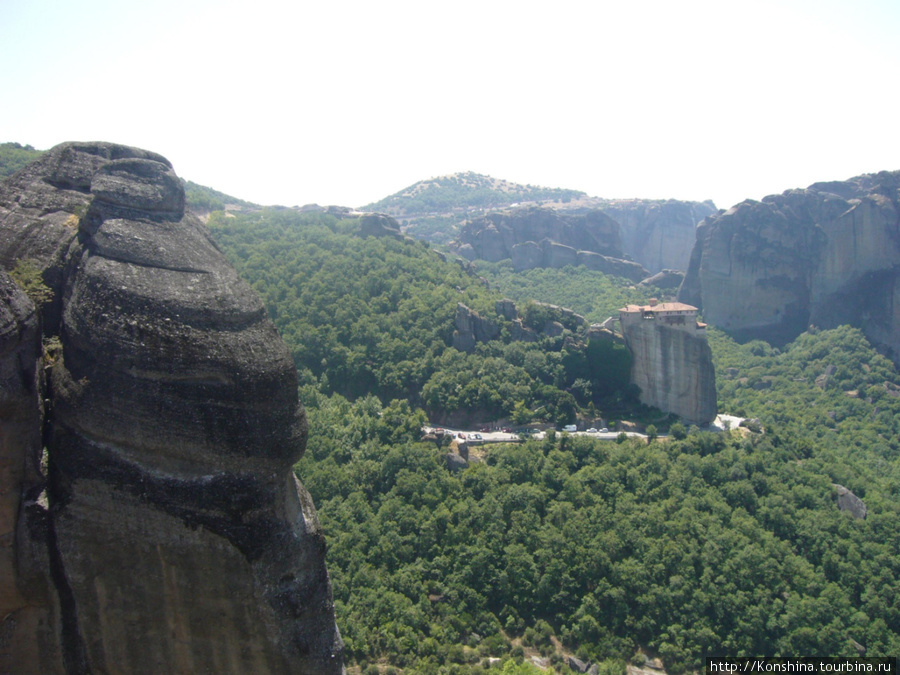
679,172,900,361
0,272,66,673
452,206,624,262
621,318,717,425
0,142,343,674
601,199,717,274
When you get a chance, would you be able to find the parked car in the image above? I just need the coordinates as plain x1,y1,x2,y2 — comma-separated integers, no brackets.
587,428,598,433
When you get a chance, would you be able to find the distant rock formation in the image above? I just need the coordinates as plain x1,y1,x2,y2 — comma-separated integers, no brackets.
0,142,343,674
601,199,717,274
679,172,900,363
359,212,403,238
451,204,614,261
619,301,717,425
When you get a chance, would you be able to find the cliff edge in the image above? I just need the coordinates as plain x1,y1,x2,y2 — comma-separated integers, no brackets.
619,301,717,425
679,171,900,362
0,142,343,674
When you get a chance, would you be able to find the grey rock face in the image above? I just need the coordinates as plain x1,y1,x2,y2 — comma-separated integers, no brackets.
359,212,403,238
833,484,867,519
453,303,500,352
454,205,624,262
620,304,717,425
0,272,65,674
0,142,343,674
679,172,900,362
602,198,717,273
640,269,685,290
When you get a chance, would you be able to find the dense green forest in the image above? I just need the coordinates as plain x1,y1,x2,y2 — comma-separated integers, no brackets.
183,179,255,212
209,209,644,426
209,209,900,673
473,261,656,325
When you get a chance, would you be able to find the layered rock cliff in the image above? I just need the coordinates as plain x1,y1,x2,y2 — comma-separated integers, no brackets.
450,200,714,277
0,142,343,673
451,206,652,279
679,172,900,361
619,303,717,425
601,199,717,274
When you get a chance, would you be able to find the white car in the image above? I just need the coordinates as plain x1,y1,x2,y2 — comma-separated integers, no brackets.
587,428,598,433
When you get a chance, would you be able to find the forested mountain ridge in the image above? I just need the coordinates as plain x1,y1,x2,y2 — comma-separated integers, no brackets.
208,208,659,428
363,172,587,217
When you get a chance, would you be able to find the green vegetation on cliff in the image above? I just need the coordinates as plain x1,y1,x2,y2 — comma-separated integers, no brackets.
473,261,661,324
209,209,637,425
0,142,43,177
183,179,255,213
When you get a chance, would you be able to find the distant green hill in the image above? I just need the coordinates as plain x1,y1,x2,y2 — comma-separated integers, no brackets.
182,179,256,213
0,142,44,177
365,171,585,216
364,172,587,245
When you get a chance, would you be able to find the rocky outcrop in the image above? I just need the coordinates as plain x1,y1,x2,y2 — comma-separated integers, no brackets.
453,303,500,352
359,212,403,239
0,142,343,673
679,172,900,362
640,269,685,290
601,199,717,273
578,250,649,281
833,484,867,519
619,303,717,425
453,207,618,255
453,206,651,280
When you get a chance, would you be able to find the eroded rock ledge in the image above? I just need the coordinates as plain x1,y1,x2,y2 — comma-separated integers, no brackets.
0,142,343,674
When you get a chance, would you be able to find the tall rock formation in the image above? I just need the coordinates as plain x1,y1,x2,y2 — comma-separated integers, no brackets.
619,301,717,425
450,201,710,280
601,199,718,273
0,142,343,673
679,172,900,362
452,205,625,261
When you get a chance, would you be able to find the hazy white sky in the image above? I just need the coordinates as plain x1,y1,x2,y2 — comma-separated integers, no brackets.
2,0,898,209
